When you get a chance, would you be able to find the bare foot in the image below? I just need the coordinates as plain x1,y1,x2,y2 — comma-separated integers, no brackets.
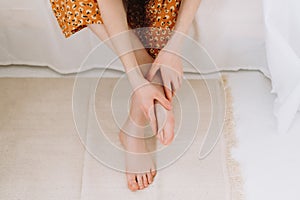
119,117,156,191
155,103,175,145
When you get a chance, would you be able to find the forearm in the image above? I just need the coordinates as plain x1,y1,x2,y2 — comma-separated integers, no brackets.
97,0,145,87
175,0,202,34
166,0,202,51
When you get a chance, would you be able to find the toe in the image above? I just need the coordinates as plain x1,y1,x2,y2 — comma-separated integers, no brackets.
147,172,153,184
137,175,144,190
142,174,149,187
128,182,139,191
151,168,157,177
126,174,139,191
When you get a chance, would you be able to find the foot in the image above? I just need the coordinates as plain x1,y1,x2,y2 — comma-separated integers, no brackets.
119,119,156,191
155,103,175,145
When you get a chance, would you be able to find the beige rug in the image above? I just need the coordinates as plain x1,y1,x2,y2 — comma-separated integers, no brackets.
0,77,243,200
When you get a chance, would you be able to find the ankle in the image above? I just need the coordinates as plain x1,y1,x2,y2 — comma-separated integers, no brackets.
121,117,145,138
129,109,148,127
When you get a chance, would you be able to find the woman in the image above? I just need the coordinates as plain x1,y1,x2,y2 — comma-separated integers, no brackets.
50,0,201,191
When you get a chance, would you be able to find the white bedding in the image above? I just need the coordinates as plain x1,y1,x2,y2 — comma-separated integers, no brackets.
0,0,268,74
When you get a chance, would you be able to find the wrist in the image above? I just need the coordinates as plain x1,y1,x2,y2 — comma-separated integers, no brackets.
164,31,185,54
126,68,148,91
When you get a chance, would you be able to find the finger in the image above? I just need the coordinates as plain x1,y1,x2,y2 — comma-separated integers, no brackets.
155,93,172,110
148,105,158,135
171,81,176,97
164,82,173,101
171,80,180,97
160,72,172,101
163,116,175,145
155,103,166,136
175,78,181,90
160,130,165,143
146,64,159,81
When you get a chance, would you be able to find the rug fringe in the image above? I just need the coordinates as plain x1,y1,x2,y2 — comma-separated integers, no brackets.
222,75,244,200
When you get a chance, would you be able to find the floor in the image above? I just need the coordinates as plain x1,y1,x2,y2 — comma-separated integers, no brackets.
0,75,231,200
1,65,300,200
226,71,300,200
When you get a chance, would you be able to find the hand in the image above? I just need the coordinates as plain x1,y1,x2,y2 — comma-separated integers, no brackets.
131,81,172,134
146,50,183,100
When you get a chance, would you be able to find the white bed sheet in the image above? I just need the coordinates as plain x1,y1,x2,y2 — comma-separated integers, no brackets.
0,0,268,75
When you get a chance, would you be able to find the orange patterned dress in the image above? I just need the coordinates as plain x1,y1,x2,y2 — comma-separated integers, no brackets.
50,0,182,58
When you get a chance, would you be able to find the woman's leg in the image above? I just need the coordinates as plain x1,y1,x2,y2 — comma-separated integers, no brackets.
88,21,175,193
89,23,154,191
